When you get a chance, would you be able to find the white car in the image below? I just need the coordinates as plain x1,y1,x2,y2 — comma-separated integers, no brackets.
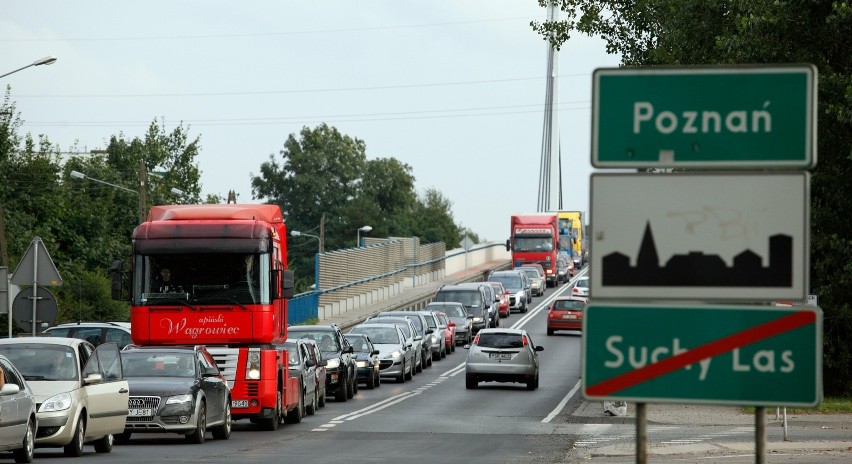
0,354,37,463
0,337,129,457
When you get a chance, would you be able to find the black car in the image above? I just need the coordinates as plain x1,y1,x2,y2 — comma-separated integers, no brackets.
435,283,493,332
343,333,381,389
119,345,231,444
287,324,357,402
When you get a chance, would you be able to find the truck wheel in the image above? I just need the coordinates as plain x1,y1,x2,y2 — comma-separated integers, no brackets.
258,391,281,430
285,386,303,424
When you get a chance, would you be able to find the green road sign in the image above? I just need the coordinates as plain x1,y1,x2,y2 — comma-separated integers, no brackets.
582,303,822,406
592,65,817,169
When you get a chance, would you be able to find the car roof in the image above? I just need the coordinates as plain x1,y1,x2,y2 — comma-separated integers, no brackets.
123,345,203,353
46,321,130,329
352,323,401,330
289,324,338,332
477,328,527,335
552,296,588,302
426,301,465,306
0,336,88,347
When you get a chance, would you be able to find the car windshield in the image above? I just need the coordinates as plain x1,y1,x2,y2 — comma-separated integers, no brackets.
490,275,522,289
280,343,301,365
0,344,78,381
477,332,525,349
371,318,412,338
576,279,589,288
438,305,466,318
466,307,484,318
121,352,197,378
350,327,400,345
520,269,539,279
344,336,373,353
290,331,340,352
435,290,481,307
554,299,585,310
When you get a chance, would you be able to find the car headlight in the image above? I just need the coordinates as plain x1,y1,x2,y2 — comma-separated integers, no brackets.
39,392,72,412
386,350,401,359
473,317,483,323
356,360,368,368
325,358,340,369
166,394,193,405
431,334,439,343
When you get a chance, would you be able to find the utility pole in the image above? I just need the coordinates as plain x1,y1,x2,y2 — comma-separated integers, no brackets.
138,161,148,222
319,214,326,253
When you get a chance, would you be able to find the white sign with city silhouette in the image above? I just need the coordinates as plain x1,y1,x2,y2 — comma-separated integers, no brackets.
589,172,809,301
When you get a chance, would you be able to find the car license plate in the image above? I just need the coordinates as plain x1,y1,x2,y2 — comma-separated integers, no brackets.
128,408,152,417
231,400,249,408
562,314,578,319
490,353,512,360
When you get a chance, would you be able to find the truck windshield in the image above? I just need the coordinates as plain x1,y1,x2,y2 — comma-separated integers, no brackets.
134,252,270,306
514,236,553,252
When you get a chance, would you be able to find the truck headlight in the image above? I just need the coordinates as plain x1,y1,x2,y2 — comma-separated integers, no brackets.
245,348,261,380
325,358,340,369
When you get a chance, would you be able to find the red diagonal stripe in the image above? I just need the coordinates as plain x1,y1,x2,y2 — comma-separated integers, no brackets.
586,310,816,396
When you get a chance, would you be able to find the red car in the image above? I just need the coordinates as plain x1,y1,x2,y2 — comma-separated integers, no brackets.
433,311,456,353
546,296,587,335
488,282,511,318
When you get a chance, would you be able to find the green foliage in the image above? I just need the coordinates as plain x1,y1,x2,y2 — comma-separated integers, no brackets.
533,0,852,395
252,124,465,288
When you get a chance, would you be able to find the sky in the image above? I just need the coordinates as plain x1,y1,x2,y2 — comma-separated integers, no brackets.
1,0,621,242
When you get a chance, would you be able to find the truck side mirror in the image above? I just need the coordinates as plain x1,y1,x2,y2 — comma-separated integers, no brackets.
505,239,510,252
110,260,126,301
278,269,295,299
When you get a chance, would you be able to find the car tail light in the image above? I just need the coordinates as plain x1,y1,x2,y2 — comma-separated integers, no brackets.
522,335,529,347
572,287,579,294
472,334,480,345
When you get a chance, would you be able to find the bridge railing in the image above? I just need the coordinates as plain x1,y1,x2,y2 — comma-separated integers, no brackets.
287,239,509,325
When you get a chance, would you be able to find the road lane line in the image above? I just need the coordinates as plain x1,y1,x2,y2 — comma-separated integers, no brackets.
542,379,581,423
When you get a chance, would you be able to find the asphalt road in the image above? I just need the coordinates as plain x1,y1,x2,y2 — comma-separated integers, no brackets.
20,268,852,463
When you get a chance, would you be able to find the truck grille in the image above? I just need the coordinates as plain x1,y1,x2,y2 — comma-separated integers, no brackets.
206,346,239,384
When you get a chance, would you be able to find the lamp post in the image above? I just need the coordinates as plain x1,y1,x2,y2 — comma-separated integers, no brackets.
70,170,184,223
290,230,322,253
356,225,372,248
0,56,58,79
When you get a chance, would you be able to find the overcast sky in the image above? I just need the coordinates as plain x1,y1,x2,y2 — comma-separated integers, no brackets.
2,0,620,242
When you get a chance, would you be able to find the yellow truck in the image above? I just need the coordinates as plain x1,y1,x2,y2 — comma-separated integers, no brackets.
556,211,584,267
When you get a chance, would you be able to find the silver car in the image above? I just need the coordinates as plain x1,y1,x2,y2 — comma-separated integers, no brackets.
0,337,129,457
516,267,545,297
0,354,37,463
464,329,544,390
348,324,413,383
572,277,590,298
280,339,324,420
366,316,424,375
426,302,472,345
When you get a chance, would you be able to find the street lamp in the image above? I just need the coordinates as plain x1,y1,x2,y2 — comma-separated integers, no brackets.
0,56,58,79
290,230,322,253
70,170,184,222
356,225,372,248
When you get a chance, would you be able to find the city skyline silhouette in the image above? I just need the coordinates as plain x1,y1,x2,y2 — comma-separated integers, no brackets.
602,222,793,287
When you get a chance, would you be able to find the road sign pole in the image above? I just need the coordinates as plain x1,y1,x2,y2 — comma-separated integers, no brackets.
756,406,766,464
636,402,648,463
31,239,39,336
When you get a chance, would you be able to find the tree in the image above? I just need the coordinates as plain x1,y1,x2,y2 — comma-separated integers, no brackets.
413,188,462,249
533,0,852,395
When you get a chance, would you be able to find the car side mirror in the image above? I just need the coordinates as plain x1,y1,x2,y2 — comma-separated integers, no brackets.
203,366,220,377
535,346,544,352
345,346,354,354
425,329,434,335
83,373,104,386
371,349,379,356
406,342,413,349
0,384,20,396
414,335,423,341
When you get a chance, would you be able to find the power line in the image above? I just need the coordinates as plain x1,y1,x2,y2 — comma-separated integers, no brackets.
22,100,591,128
0,17,537,43
14,74,591,99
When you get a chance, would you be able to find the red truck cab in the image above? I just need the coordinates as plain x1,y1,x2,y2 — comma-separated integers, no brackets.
112,204,301,430
507,214,560,288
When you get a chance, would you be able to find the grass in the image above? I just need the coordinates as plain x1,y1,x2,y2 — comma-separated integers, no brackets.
743,397,852,414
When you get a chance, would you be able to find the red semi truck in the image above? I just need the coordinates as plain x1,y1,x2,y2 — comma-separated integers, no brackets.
112,204,302,430
506,214,560,287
